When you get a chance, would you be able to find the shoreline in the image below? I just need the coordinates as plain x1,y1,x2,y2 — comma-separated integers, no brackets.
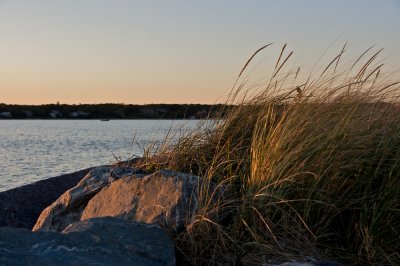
0,118,205,120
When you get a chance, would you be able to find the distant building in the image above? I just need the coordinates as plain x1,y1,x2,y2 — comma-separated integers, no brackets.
0,112,12,118
49,110,63,118
69,111,89,118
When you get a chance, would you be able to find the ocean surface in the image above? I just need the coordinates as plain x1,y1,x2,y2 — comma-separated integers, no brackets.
0,119,200,192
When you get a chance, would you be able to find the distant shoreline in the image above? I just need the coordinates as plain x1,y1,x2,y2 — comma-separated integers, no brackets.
0,118,206,120
0,103,227,119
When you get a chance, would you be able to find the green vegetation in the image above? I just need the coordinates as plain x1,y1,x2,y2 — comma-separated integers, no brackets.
139,44,400,265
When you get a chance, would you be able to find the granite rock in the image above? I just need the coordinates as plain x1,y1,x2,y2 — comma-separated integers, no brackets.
81,169,213,234
33,166,141,232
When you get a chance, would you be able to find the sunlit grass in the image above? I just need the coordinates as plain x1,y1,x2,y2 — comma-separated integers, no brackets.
138,44,400,265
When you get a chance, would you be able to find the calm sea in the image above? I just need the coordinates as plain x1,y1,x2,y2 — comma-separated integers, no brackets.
0,119,199,192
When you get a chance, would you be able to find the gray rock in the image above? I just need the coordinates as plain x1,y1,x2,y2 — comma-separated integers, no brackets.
81,169,212,234
33,166,141,232
0,167,93,229
264,262,342,266
0,217,175,266
265,263,314,266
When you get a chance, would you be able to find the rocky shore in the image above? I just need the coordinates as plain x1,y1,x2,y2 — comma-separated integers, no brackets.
0,165,342,266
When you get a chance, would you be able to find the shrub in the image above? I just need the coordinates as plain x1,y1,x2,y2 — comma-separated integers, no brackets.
141,44,400,265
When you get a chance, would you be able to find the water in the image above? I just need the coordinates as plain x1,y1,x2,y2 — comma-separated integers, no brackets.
0,120,199,192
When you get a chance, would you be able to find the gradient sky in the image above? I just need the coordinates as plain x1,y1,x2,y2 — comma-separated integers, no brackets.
1,0,399,104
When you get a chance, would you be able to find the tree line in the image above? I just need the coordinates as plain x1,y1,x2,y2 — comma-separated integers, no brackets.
0,103,226,119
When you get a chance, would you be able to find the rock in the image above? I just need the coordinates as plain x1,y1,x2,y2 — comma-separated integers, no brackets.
0,167,93,229
263,262,342,266
81,169,212,234
0,217,175,266
33,166,142,232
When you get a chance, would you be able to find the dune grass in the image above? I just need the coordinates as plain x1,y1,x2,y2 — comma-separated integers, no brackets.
139,44,400,265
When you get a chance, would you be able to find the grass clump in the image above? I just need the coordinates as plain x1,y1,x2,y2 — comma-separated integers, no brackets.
140,44,400,265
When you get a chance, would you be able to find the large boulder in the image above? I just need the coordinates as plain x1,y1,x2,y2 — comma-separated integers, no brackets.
0,217,175,266
0,167,93,229
33,166,142,232
81,169,213,234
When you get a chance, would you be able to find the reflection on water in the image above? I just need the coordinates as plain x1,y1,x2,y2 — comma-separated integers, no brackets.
0,120,199,191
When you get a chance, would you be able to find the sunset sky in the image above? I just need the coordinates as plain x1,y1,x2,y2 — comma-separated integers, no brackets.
1,0,399,104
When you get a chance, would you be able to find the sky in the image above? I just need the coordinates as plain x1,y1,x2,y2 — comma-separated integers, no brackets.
0,0,399,105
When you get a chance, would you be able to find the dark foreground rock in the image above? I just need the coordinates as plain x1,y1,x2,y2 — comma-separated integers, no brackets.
33,166,142,232
264,262,341,266
0,167,93,229
0,217,175,266
81,169,209,234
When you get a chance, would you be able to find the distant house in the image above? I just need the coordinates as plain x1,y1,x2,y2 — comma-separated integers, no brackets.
69,111,89,118
0,112,12,118
49,110,63,118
